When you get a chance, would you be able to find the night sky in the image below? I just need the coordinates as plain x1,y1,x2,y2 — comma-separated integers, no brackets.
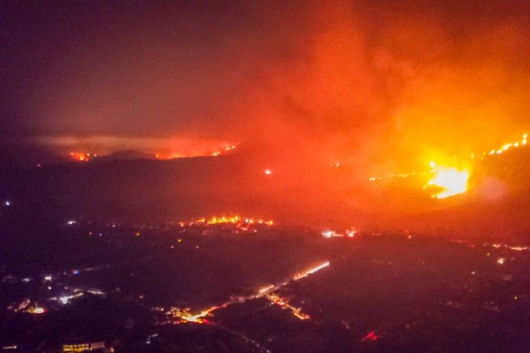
2,0,530,170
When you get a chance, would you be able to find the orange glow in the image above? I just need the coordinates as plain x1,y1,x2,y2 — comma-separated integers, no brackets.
169,306,218,324
265,293,310,320
69,144,238,162
294,261,330,280
484,133,528,156
426,164,470,199
190,216,274,226
258,284,275,294
27,306,46,314
369,133,528,189
70,152,91,162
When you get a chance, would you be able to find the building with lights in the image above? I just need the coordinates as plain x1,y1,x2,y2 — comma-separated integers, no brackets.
62,341,105,352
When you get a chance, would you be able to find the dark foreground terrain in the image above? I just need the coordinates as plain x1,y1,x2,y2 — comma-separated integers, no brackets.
1,204,530,352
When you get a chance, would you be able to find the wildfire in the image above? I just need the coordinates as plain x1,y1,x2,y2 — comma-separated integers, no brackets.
369,132,528,199
70,152,95,162
191,216,273,226
212,144,237,157
486,133,527,156
426,163,470,199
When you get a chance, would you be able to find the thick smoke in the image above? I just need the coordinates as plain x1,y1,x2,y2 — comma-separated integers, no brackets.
1,0,530,171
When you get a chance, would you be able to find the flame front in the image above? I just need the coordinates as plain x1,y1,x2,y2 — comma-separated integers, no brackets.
427,165,470,199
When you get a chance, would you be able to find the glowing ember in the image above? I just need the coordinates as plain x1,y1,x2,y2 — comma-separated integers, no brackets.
264,169,272,175
426,164,470,199
191,216,273,226
70,152,91,162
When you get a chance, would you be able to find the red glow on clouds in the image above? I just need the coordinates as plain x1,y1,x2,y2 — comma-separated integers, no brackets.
59,138,238,162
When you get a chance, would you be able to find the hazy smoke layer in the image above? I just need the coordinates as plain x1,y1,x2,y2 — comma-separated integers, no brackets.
1,0,529,170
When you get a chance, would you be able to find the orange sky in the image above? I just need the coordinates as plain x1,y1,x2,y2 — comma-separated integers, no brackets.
1,0,529,172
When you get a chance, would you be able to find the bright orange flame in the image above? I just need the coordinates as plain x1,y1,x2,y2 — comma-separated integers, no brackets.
70,152,90,162
427,166,470,199
191,216,274,226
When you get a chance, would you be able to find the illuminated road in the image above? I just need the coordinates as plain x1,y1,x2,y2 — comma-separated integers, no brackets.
169,261,330,323
167,260,331,351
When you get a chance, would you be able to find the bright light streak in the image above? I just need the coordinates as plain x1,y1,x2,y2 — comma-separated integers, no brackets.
258,285,275,295
306,261,330,275
295,261,330,280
